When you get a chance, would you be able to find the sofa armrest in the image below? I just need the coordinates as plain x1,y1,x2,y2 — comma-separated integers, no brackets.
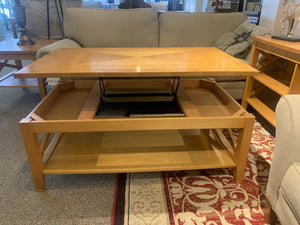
36,38,82,59
266,95,300,206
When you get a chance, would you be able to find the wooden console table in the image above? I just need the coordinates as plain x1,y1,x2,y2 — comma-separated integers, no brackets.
0,39,57,98
242,36,300,127
16,47,257,191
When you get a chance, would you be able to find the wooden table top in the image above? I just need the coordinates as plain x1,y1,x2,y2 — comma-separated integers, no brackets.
15,47,259,78
0,39,58,55
252,36,300,55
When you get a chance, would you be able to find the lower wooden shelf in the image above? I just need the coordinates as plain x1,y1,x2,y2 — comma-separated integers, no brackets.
43,130,236,174
252,73,289,96
0,71,38,88
246,97,276,126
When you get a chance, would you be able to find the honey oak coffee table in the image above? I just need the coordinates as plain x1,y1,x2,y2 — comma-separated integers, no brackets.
16,47,258,191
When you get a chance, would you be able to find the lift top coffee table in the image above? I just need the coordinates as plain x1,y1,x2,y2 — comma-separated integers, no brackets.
16,47,258,191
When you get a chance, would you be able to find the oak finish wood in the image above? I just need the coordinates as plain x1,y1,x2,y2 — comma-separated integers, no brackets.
0,69,38,87
252,36,300,59
77,81,102,120
242,36,300,126
43,133,63,164
19,118,45,191
247,97,276,127
43,131,235,174
0,39,58,98
252,72,289,96
0,73,38,87
0,39,57,59
18,47,256,191
15,47,258,78
20,79,255,191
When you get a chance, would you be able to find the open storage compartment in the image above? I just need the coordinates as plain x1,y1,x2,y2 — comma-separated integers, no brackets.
20,79,254,191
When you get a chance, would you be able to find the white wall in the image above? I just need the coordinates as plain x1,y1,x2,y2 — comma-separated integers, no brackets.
259,0,281,35
259,0,300,36
195,0,203,12
22,0,81,39
202,0,208,11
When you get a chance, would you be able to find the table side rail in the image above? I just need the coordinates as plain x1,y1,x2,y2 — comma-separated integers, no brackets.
21,116,248,133
255,43,300,65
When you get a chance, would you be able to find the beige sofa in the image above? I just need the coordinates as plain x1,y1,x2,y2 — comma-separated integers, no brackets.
37,8,268,99
265,95,300,225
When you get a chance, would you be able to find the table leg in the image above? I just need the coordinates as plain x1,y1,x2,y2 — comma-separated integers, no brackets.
15,60,23,70
37,78,47,98
234,113,255,183
0,60,9,72
241,76,254,109
19,118,45,192
16,59,47,98
0,60,20,72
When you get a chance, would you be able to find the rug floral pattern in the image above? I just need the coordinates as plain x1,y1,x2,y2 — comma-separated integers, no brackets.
163,122,275,225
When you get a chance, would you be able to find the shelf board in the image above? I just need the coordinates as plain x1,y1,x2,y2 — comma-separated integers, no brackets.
253,73,289,95
43,131,235,174
247,97,276,127
0,73,38,88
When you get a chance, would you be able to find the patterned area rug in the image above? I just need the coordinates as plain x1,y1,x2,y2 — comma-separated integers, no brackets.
112,122,276,225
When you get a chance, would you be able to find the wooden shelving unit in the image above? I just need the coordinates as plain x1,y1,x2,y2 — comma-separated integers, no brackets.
242,36,300,127
20,79,255,191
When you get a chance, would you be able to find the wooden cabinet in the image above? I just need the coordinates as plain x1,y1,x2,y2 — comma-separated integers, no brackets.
242,36,300,127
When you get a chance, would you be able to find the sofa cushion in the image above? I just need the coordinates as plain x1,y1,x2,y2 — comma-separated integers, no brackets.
267,95,300,207
275,162,300,225
159,12,248,47
64,8,158,47
217,81,245,100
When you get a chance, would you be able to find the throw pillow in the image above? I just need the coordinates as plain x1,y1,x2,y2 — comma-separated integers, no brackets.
213,20,270,59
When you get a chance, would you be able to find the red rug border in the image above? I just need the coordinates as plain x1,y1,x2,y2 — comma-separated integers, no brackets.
111,173,126,225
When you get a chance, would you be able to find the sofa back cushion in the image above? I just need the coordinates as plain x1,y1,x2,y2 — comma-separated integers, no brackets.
64,8,158,47
159,12,248,47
